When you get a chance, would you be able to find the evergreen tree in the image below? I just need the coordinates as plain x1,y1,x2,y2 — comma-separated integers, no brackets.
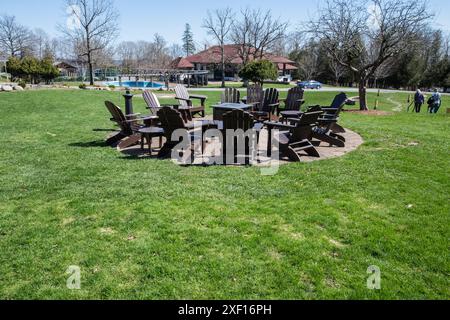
182,23,196,56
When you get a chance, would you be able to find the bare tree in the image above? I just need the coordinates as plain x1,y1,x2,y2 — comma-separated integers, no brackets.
309,0,432,110
328,53,346,86
168,44,185,59
231,8,289,65
0,15,32,57
117,41,137,71
372,58,393,88
60,0,119,85
32,28,50,59
203,7,234,87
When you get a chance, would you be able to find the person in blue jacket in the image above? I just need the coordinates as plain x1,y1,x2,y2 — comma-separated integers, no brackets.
414,89,425,113
427,89,442,114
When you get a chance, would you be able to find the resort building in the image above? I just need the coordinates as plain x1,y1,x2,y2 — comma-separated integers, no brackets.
171,44,298,82
54,61,79,78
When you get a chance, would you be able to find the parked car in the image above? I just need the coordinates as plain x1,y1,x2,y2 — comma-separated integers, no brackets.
277,75,292,83
298,80,322,89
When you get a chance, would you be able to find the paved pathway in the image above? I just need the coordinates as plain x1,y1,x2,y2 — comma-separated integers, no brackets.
119,125,364,166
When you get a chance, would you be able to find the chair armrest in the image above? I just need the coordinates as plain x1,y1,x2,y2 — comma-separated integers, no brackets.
175,97,193,107
189,94,207,107
189,94,207,100
125,113,141,118
321,107,338,113
264,121,295,130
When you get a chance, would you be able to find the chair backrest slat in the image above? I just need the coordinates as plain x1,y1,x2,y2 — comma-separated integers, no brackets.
246,84,264,106
143,91,161,115
175,84,190,107
157,107,186,139
221,88,241,104
223,109,254,131
261,88,279,112
330,92,348,110
290,110,323,141
105,101,132,134
285,87,305,111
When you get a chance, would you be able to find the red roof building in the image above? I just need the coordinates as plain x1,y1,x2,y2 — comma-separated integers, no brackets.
171,45,297,81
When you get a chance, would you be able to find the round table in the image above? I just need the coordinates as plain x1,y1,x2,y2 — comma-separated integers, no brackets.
138,127,165,155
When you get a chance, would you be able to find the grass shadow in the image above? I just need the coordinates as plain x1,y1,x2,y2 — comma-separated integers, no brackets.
69,140,109,148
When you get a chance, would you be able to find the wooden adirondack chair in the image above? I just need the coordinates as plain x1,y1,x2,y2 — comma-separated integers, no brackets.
242,84,264,110
309,92,348,134
142,91,161,116
252,88,280,122
174,84,207,117
156,107,206,159
104,101,149,149
221,109,263,165
277,87,305,116
265,110,324,162
221,88,241,104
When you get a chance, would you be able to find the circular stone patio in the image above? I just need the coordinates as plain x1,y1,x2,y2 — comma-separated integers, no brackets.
118,120,364,165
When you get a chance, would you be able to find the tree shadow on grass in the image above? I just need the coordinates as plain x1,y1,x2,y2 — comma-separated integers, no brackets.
69,140,109,148
92,128,116,133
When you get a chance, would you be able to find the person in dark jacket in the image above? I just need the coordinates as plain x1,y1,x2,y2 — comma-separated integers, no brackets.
428,89,442,114
414,89,425,113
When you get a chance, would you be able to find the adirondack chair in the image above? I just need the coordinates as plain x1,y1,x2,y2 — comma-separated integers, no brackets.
306,105,345,147
104,101,149,149
221,88,241,104
174,84,207,118
221,109,263,165
252,88,280,122
277,87,305,116
309,92,348,134
265,110,324,162
156,107,206,159
242,84,263,110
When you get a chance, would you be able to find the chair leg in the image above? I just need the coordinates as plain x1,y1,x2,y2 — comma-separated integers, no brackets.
286,147,302,162
312,132,345,147
140,134,145,150
331,123,346,134
106,132,127,146
148,135,153,155
118,134,141,150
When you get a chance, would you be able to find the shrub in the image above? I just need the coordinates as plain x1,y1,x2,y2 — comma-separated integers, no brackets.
238,59,278,86
18,81,27,89
79,83,87,90
7,56,59,84
108,85,116,90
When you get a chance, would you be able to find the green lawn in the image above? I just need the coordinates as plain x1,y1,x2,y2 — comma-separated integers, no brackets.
0,89,448,299
205,81,295,89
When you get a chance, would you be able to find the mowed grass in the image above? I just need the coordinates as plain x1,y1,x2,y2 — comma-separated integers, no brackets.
0,89,448,300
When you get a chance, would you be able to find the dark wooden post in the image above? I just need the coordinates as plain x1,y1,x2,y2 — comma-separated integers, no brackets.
123,89,134,115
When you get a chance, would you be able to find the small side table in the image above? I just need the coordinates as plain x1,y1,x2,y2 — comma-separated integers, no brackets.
138,127,165,155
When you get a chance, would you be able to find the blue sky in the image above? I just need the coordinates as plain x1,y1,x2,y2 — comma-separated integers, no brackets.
1,0,450,45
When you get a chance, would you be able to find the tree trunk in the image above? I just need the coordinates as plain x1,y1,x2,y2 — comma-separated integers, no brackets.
359,77,368,111
221,46,226,88
87,52,94,86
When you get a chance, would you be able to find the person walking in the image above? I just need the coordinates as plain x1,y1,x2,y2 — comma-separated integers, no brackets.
428,89,442,114
414,89,425,113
